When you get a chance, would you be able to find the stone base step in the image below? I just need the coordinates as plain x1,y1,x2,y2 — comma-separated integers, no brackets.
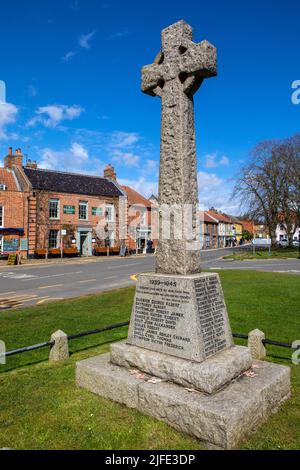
76,352,290,449
110,342,252,394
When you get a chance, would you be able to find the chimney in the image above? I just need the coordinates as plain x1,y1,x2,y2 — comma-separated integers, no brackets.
104,164,116,181
26,159,38,169
4,147,23,169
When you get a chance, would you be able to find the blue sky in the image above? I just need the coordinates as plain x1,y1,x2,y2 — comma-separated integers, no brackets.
0,0,299,213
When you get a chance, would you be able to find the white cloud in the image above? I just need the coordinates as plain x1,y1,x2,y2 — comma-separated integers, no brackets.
111,131,139,148
109,30,129,39
204,153,218,168
28,85,38,97
27,104,84,128
119,177,158,198
107,131,142,168
198,171,237,213
204,152,230,169
0,102,18,140
70,142,88,160
39,142,89,172
79,30,96,49
62,50,77,62
112,149,139,167
219,155,229,166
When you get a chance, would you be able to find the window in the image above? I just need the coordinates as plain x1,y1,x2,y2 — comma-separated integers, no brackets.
0,206,3,227
49,198,60,219
79,201,88,220
106,204,114,222
0,184,7,191
206,235,210,248
48,229,59,249
140,209,147,226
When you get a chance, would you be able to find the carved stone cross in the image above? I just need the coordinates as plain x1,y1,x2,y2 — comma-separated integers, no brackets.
142,20,217,275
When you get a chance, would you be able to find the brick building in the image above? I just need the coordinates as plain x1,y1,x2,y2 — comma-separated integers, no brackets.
0,148,29,255
199,211,218,250
0,149,124,258
103,164,157,254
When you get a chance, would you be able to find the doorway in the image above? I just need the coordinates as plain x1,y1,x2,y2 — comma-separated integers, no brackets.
79,231,92,256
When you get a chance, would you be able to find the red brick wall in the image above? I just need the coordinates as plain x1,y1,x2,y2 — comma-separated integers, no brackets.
32,191,121,252
0,190,29,254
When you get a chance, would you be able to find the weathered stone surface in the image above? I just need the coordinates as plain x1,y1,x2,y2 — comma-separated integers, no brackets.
141,20,217,275
127,272,233,362
49,330,69,362
111,342,252,394
248,329,266,360
76,354,140,409
76,353,290,449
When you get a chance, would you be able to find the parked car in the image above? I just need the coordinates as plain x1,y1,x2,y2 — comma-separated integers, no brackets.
277,239,288,247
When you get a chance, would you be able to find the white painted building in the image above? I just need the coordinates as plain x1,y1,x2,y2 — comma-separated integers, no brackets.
276,223,299,243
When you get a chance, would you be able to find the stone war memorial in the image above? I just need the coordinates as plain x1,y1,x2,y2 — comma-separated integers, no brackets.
76,20,291,449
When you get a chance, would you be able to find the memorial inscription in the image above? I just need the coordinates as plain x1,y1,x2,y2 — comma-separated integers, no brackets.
127,273,233,362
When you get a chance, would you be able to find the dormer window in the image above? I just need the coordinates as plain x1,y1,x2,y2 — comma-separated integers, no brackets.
0,184,7,191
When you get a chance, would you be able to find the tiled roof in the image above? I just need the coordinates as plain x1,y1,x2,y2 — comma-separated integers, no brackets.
0,168,19,191
121,185,152,208
198,211,218,224
206,210,233,223
24,167,122,197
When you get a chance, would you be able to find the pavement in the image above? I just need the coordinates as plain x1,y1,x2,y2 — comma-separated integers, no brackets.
0,247,299,310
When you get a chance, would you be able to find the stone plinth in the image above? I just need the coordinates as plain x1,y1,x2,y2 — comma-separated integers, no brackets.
127,272,233,362
76,352,290,449
110,342,252,394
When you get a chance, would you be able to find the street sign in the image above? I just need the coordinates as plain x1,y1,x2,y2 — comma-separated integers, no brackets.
252,238,271,246
252,238,271,254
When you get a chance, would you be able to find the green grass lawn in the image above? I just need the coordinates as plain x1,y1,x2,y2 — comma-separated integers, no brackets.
0,270,299,450
223,247,299,260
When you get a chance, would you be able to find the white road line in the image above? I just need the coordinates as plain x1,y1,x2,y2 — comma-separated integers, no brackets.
38,284,64,290
78,279,97,283
103,276,117,280
107,263,144,270
0,291,16,297
22,271,83,281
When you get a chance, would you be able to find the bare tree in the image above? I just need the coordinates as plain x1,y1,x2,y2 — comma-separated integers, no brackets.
233,134,300,245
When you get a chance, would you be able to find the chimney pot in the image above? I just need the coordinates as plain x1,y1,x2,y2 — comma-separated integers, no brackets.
104,164,117,181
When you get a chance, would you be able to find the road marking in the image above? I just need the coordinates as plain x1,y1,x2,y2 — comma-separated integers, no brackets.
0,291,16,298
108,263,144,270
22,271,82,281
0,272,36,279
78,279,97,283
103,276,117,280
37,297,63,305
38,284,64,290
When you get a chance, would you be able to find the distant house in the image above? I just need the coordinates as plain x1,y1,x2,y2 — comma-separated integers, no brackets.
239,219,254,238
276,214,299,244
103,164,157,254
206,210,234,247
199,211,218,250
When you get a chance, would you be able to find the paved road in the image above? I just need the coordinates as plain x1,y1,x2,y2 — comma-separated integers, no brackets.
0,247,299,310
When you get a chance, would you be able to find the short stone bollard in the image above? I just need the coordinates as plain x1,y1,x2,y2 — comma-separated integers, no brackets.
248,329,266,361
49,330,69,362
